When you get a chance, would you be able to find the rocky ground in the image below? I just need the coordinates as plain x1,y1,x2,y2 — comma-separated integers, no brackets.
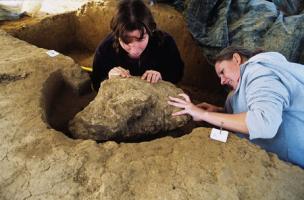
0,1,304,200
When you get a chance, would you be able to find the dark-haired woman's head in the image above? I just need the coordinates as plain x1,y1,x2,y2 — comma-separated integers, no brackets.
110,0,157,58
214,46,263,90
214,46,263,63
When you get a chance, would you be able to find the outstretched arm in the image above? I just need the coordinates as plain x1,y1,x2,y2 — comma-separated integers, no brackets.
168,94,249,134
196,102,225,112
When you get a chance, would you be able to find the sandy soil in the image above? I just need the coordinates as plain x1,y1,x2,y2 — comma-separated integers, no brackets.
0,1,303,199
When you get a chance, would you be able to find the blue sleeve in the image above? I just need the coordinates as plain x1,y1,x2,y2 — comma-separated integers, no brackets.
244,67,290,139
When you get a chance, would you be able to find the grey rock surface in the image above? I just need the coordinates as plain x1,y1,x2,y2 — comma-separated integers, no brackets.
69,77,190,141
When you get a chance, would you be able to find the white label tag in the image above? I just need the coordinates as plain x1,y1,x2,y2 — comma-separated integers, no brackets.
46,50,59,57
210,128,229,143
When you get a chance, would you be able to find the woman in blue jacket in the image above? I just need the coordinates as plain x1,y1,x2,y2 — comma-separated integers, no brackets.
168,46,304,168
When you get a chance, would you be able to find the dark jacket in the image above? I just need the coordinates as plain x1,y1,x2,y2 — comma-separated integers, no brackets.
91,31,184,91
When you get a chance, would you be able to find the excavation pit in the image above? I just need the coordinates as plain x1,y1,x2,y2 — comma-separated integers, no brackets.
1,2,304,199
2,2,225,142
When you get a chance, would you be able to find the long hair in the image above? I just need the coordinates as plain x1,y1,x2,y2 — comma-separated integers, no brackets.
214,46,264,63
110,0,157,52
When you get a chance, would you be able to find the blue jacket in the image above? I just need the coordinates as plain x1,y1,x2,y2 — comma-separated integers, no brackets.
225,52,304,168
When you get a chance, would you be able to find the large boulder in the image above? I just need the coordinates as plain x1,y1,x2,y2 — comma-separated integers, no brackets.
69,77,190,141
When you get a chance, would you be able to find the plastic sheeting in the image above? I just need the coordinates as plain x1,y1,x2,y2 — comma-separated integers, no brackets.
0,1,24,20
183,0,304,63
0,0,101,20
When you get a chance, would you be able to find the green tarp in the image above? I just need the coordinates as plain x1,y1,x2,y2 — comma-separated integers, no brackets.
182,0,304,63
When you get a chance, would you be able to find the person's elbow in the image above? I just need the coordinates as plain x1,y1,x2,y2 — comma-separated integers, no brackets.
246,109,282,140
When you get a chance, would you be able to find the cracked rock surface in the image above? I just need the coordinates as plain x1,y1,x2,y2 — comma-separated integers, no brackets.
1,14,304,200
69,77,190,141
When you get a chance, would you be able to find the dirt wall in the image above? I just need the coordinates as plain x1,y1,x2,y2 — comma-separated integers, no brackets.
74,1,221,90
1,13,77,52
1,0,222,90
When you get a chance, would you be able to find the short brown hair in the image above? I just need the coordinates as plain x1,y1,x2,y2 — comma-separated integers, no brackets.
214,46,264,63
110,0,157,51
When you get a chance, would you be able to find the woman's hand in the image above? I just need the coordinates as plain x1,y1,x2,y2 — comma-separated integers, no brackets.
108,66,131,79
196,102,224,112
168,93,206,121
141,70,162,83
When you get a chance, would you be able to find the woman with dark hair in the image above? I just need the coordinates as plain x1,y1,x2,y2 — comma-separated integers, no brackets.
91,0,184,91
168,46,304,168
